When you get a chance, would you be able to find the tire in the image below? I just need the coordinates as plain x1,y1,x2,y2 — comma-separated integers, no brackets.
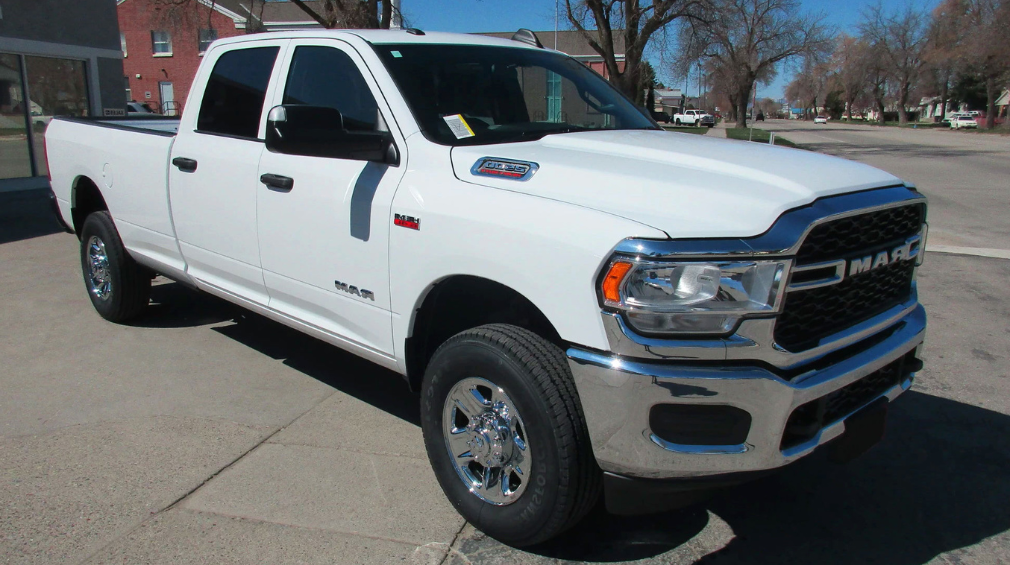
421,324,601,547
675,119,681,125
79,211,151,323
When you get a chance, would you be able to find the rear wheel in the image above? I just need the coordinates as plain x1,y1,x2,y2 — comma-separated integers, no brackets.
79,211,151,323
421,324,601,546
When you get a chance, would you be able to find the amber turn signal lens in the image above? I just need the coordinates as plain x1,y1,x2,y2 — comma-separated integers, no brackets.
602,261,633,304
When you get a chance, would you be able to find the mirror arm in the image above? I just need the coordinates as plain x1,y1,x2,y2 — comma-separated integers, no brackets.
384,140,400,166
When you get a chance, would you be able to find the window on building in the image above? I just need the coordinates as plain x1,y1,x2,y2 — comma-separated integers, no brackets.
0,53,33,179
23,56,90,177
121,33,128,58
198,29,218,54
197,46,280,138
151,31,172,55
282,46,380,132
125,76,132,102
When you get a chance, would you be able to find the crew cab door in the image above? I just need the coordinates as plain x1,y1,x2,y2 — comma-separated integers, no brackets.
168,40,288,303
255,40,406,355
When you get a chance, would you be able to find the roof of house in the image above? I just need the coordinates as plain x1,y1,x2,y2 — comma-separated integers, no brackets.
481,30,624,58
997,89,1009,106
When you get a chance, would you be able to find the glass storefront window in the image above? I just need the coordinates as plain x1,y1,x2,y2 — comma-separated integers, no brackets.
0,53,33,180
23,56,90,177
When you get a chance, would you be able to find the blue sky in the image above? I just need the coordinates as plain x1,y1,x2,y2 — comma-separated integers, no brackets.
394,0,938,100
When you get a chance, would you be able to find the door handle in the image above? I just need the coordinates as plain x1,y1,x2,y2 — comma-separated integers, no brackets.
260,173,294,192
172,157,198,173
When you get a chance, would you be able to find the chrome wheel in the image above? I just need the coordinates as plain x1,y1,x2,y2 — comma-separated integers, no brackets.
442,376,531,505
86,235,112,301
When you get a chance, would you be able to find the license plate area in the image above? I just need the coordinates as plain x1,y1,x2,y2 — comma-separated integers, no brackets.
828,398,888,463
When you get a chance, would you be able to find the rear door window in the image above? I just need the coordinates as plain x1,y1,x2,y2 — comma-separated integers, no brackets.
197,46,280,139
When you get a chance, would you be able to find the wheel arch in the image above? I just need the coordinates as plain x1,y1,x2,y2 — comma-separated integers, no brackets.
404,274,564,392
70,175,108,239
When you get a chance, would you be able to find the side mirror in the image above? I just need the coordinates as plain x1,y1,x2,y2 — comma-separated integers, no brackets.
265,105,399,166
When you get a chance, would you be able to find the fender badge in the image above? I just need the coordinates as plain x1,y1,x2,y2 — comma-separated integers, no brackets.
394,213,420,230
471,157,539,181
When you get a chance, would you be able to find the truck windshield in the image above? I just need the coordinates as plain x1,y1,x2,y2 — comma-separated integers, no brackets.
375,44,658,146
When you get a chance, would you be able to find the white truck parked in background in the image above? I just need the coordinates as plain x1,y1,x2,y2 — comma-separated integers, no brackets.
46,29,928,547
672,108,715,127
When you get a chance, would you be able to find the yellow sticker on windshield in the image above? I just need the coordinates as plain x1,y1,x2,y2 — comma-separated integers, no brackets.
443,114,475,139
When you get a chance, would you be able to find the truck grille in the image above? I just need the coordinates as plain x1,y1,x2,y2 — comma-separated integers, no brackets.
795,204,925,264
775,203,924,352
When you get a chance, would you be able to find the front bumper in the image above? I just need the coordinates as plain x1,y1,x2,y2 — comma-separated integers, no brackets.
567,304,925,480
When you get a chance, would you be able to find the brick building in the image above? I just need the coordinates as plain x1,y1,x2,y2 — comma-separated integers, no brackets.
117,0,324,116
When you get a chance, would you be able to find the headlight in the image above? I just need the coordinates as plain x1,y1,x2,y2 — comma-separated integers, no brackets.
601,259,789,335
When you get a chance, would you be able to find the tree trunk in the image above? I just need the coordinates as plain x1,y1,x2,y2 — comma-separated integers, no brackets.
897,84,909,125
940,76,949,122
876,97,885,123
985,75,997,130
735,83,751,128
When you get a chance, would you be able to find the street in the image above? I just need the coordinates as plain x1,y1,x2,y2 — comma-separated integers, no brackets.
754,120,1010,252
2,125,1010,564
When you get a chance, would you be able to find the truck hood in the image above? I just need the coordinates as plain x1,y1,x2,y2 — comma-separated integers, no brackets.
449,129,902,239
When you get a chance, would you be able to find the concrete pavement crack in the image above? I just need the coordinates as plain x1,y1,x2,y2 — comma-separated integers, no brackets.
438,521,471,565
76,389,341,565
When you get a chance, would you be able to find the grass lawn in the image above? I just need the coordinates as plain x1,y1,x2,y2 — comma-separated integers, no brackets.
725,127,798,148
661,125,710,135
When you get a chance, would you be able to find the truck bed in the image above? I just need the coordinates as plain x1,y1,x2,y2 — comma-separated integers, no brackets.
46,115,184,277
55,116,181,136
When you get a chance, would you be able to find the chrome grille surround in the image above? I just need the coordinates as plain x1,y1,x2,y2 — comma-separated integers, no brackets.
601,185,927,373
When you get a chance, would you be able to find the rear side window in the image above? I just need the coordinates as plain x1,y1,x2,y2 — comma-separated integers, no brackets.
282,46,379,132
197,46,279,138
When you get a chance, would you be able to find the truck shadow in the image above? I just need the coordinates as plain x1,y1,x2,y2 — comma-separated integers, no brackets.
526,389,1010,564
0,188,63,244
136,281,421,425
132,283,1009,564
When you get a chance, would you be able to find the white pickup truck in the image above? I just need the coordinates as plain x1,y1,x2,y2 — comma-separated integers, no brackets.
46,29,927,546
672,108,715,127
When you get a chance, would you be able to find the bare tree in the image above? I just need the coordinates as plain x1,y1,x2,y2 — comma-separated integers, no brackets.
831,34,871,120
149,0,270,34
922,0,965,122
859,3,928,124
957,0,1010,128
564,0,707,105
288,0,396,29
785,55,830,119
681,0,830,128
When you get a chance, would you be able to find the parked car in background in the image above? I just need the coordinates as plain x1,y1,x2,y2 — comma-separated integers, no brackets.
951,115,978,129
814,115,828,124
649,110,671,123
756,111,765,121
126,102,156,116
29,100,52,128
673,109,715,127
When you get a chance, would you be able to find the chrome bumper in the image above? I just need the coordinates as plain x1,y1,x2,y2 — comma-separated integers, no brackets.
567,304,926,479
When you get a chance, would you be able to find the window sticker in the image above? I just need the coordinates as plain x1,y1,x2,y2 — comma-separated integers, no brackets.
442,114,475,139
391,50,402,58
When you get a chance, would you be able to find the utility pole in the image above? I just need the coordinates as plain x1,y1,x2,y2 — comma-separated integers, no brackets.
554,0,558,50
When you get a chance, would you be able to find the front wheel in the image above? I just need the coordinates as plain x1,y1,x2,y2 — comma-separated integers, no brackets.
421,324,601,546
79,211,151,323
